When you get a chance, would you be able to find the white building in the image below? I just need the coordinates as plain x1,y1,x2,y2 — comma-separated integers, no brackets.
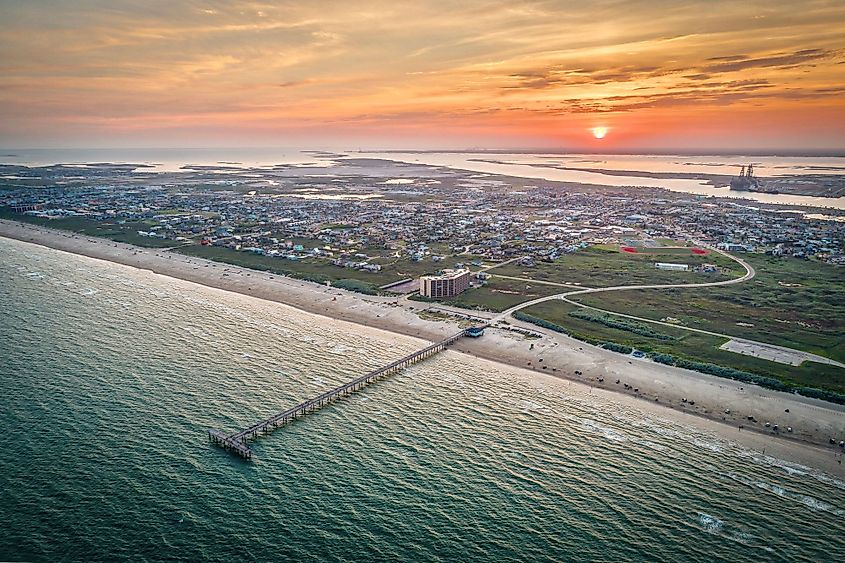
654,262,689,271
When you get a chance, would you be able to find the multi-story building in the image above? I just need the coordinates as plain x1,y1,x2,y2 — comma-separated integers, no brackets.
419,268,471,298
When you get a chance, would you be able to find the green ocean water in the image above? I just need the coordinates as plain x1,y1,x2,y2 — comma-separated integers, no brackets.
1,236,844,562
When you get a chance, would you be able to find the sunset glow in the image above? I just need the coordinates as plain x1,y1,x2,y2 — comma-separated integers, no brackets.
0,1,843,150
592,127,609,140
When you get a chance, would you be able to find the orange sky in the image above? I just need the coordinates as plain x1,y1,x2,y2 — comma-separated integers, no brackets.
1,1,843,151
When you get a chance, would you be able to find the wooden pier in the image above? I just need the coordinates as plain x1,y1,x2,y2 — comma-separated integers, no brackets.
209,327,481,460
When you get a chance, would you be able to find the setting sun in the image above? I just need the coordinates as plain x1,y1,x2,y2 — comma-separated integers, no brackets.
592,127,609,139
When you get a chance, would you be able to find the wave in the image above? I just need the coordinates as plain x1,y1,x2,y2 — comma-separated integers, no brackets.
737,450,845,492
580,419,627,442
694,512,774,553
725,472,845,516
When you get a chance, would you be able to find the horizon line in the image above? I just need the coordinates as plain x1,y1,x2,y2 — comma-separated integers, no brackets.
1,146,843,158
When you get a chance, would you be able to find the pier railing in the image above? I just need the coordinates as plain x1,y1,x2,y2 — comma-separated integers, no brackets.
209,328,480,460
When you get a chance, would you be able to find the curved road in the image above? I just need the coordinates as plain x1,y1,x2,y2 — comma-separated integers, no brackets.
494,245,755,320
492,246,845,369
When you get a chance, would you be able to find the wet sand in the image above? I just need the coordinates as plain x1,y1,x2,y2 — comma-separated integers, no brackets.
1,218,843,476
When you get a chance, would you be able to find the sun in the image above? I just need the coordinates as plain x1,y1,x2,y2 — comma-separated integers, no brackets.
592,126,608,139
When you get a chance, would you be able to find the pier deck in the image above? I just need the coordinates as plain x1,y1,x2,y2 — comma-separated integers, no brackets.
209,327,481,460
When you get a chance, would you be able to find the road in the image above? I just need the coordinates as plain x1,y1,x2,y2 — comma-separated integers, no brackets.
494,245,755,321
491,246,845,369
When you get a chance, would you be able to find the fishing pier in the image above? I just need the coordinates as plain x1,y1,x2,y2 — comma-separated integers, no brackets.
209,326,485,460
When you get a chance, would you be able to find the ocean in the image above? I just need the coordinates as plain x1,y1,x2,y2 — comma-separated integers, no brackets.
1,236,844,562
0,147,326,173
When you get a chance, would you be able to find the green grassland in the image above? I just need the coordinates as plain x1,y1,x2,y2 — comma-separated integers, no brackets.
654,238,692,246
408,243,748,312
0,208,178,248
522,299,845,394
491,244,745,287
572,254,845,363
410,277,563,311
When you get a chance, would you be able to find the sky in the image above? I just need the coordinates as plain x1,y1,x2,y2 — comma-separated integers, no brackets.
1,0,843,151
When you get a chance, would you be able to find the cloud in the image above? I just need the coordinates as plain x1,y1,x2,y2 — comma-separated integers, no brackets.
524,77,845,116
701,48,838,73
0,0,843,148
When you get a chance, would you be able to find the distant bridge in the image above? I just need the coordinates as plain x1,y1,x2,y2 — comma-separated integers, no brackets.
209,326,485,460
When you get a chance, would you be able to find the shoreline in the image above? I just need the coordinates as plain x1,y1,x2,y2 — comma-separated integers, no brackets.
1,218,843,476
362,154,845,210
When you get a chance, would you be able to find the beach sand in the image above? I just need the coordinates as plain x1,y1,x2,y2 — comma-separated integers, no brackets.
2,218,843,476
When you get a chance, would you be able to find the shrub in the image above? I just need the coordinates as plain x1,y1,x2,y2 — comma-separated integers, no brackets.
332,278,378,295
568,309,676,340
602,342,633,354
294,272,331,285
651,353,676,365
793,386,845,405
514,311,845,405
642,352,845,400
513,312,569,334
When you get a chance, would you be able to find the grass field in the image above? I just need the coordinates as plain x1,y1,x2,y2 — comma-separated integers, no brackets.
408,243,748,312
410,277,563,311
571,254,845,363
522,299,845,394
491,244,745,287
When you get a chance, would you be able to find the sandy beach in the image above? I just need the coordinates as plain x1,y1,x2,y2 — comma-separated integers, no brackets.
2,218,843,476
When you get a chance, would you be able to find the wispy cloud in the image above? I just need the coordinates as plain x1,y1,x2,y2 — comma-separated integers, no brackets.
0,0,843,148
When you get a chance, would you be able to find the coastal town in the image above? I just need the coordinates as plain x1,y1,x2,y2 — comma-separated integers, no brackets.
4,0,845,559
2,158,843,286
5,156,843,408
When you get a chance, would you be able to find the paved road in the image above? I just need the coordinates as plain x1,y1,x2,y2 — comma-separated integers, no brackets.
494,245,755,320
491,246,844,369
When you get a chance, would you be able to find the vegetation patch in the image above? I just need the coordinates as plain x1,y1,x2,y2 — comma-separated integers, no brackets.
331,278,378,295
513,311,632,354
651,353,845,405
519,298,845,399
573,254,845,363
1,208,178,248
568,309,676,340
602,342,634,354
490,244,744,287
174,244,402,286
